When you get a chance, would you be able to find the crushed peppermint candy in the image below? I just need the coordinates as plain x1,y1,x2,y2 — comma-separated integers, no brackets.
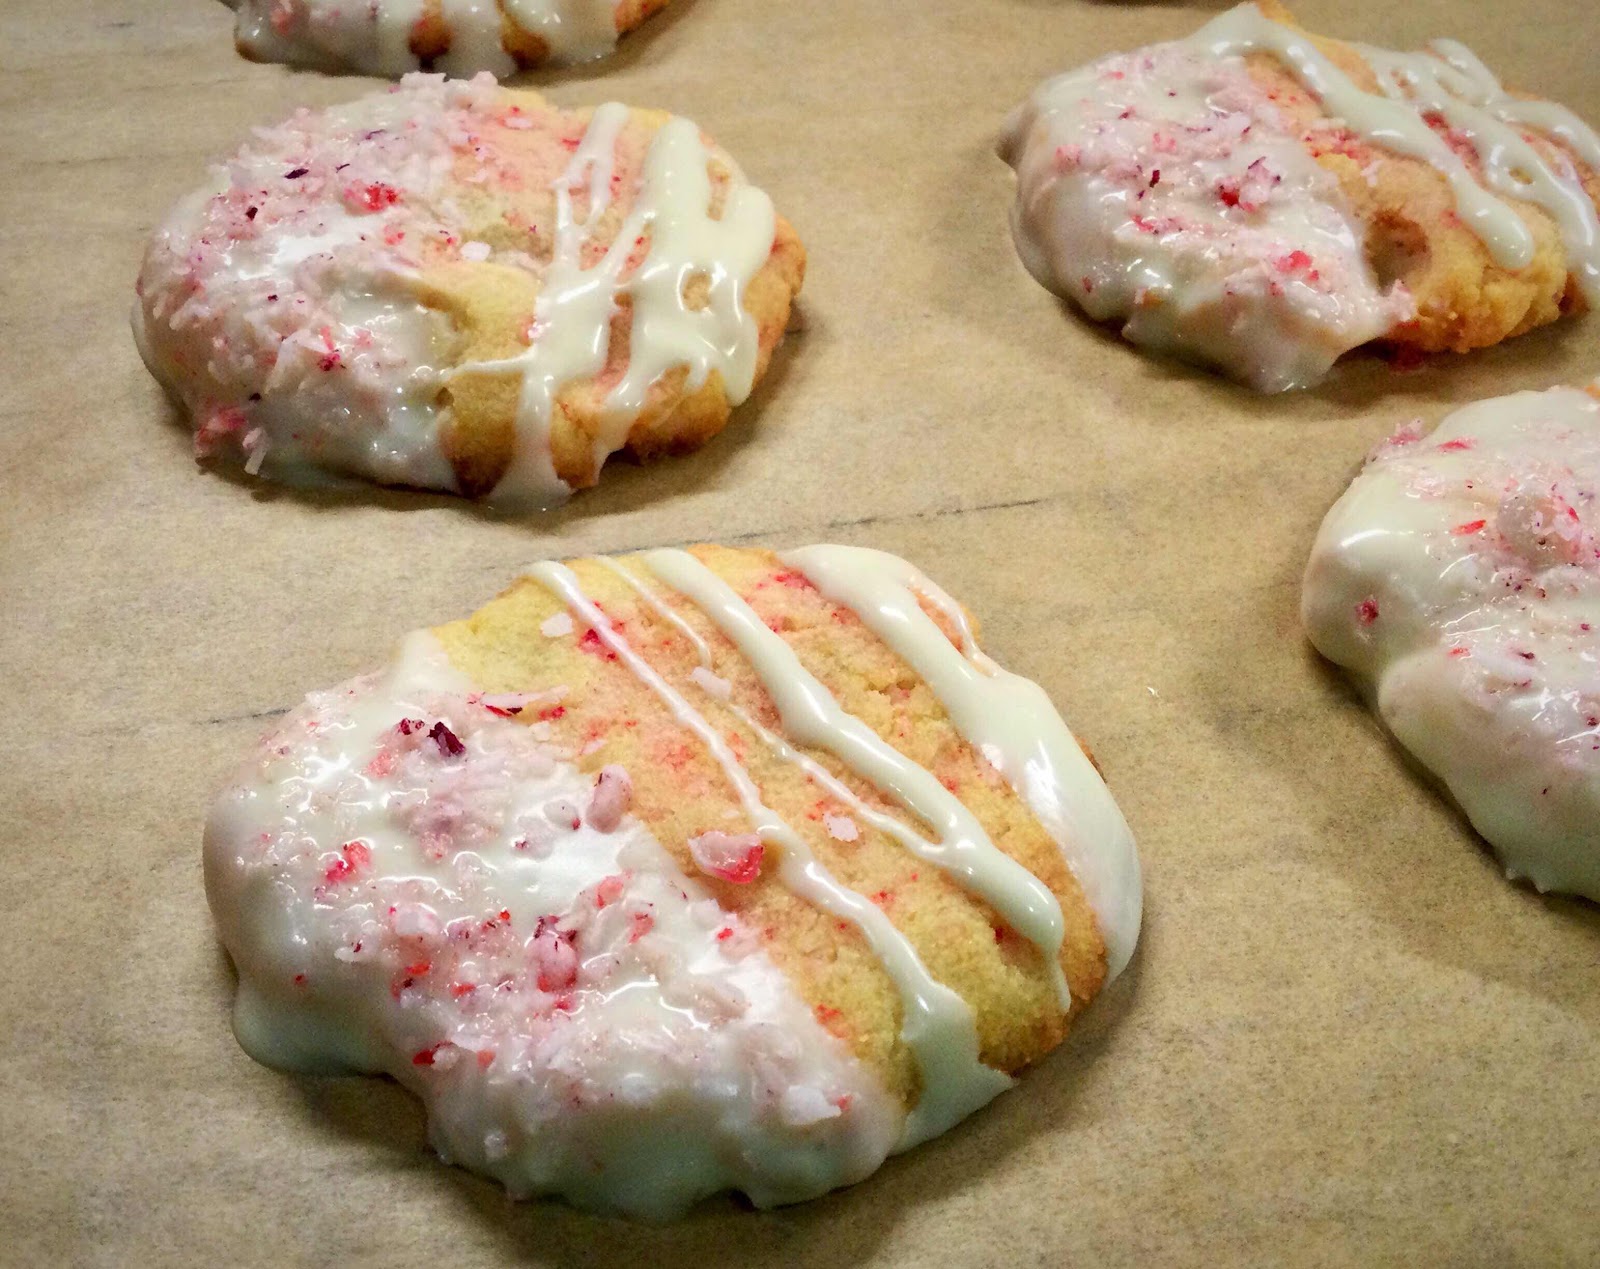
688,831,766,884
541,611,576,638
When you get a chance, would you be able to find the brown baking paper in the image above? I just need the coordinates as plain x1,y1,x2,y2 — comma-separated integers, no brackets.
3,0,1597,1262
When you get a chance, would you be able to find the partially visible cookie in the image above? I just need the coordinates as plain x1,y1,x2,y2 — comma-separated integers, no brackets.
205,545,1141,1217
134,75,803,507
228,0,670,76
1000,1,1600,390
1303,385,1600,899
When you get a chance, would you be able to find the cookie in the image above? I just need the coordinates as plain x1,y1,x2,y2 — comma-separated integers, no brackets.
1302,385,1600,899
228,0,670,76
1000,1,1600,391
205,545,1142,1217
133,75,803,506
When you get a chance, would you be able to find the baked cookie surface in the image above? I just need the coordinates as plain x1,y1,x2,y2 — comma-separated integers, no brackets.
227,0,670,76
205,545,1141,1217
1000,1,1600,391
1303,385,1600,900
134,75,803,507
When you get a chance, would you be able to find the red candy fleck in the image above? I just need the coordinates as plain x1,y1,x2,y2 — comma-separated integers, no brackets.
323,840,371,884
1452,519,1487,536
412,1046,442,1067
396,717,424,735
1273,250,1320,281
1436,438,1475,452
1357,597,1380,626
715,927,734,941
429,721,465,757
577,627,618,661
348,181,400,212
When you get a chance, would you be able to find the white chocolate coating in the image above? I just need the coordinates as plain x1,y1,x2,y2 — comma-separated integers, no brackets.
134,75,776,508
1302,386,1600,899
1001,3,1600,390
1000,20,1410,392
208,549,1141,1213
206,631,901,1220
229,0,625,77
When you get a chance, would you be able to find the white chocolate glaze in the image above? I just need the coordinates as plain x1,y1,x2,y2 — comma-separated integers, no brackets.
134,76,777,507
782,546,1143,981
525,561,1014,1151
205,630,902,1219
229,0,626,77
1000,21,1411,392
640,548,1075,1010
1302,386,1600,899
1001,3,1600,390
478,111,775,506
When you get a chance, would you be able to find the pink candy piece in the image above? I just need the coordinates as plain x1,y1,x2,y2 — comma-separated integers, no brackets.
688,831,765,884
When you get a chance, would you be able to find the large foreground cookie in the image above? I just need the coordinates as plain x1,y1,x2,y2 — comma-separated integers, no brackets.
228,0,670,76
1303,385,1600,899
205,545,1142,1217
1000,2,1600,391
134,75,803,506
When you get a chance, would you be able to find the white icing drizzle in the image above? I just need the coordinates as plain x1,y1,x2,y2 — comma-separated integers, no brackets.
1196,4,1599,296
469,112,777,507
638,548,1074,1010
231,0,625,77
602,557,1070,954
484,102,632,501
205,630,902,1218
1357,40,1600,303
780,547,1143,982
1303,386,1600,901
525,560,1013,1150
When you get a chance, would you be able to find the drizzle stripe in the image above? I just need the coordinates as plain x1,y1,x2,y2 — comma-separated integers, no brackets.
640,548,1073,1010
780,546,1143,982
1194,4,1600,295
524,561,1012,1149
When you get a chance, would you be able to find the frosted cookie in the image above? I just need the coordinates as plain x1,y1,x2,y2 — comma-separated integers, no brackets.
133,75,803,507
999,1,1600,391
1303,386,1600,900
205,545,1141,1217
228,0,669,76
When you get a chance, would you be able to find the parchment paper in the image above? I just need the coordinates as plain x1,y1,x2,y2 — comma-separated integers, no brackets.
2,0,1596,1263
